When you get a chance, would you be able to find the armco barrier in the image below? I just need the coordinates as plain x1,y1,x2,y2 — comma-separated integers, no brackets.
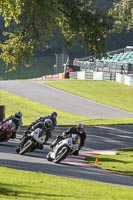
103,72,115,81
130,78,133,86
37,71,133,87
85,72,93,80
69,72,77,79
93,72,103,80
69,71,133,87
115,73,133,87
77,71,85,79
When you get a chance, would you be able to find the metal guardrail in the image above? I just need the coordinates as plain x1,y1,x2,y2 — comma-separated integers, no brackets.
69,71,116,81
69,71,133,87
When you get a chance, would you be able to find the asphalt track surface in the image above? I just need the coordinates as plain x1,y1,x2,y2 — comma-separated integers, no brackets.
0,125,133,187
1,80,133,118
0,80,133,187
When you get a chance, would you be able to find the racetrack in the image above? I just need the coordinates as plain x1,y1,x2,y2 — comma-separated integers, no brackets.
0,125,133,187
0,80,133,187
1,80,133,118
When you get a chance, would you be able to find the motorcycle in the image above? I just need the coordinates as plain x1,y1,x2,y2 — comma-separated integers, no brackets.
0,121,15,142
16,128,47,155
46,134,81,164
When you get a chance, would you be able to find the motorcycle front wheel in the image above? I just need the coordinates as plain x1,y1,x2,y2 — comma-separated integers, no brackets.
54,146,69,164
46,152,54,161
19,140,34,155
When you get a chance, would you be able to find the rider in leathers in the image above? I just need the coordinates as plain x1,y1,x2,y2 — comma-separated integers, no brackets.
0,111,23,139
26,112,57,132
16,119,52,153
50,123,86,156
31,119,53,145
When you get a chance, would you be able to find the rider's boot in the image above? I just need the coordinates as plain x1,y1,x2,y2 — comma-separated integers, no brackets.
10,131,16,139
16,146,20,154
72,150,79,156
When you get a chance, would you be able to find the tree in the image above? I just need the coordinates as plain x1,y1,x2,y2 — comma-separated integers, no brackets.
0,0,132,69
109,0,133,31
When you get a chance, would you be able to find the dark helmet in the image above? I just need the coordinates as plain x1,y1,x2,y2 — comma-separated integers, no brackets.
44,119,52,130
50,112,57,118
76,123,84,134
15,111,22,119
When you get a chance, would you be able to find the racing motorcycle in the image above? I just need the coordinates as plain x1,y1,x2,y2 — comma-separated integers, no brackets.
16,128,47,155
0,121,15,142
46,134,81,164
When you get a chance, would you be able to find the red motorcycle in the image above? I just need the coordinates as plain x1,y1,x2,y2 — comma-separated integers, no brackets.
0,121,15,142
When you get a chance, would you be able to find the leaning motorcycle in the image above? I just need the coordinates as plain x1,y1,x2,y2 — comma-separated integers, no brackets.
46,134,81,164
0,121,15,142
16,128,47,155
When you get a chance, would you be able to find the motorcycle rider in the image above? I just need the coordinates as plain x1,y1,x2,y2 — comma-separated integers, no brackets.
50,123,86,156
25,111,57,133
16,118,53,153
31,118,53,146
0,111,23,139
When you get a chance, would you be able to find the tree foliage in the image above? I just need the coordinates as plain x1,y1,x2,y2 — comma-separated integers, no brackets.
109,0,133,31
0,0,132,69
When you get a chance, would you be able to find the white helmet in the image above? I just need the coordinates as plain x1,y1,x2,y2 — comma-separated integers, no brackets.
44,119,52,130
72,134,81,144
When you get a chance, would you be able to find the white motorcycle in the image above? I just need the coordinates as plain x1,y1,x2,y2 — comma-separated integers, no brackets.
46,134,81,164
16,128,46,155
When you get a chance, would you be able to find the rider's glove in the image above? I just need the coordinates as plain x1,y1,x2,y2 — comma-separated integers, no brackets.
62,132,67,138
31,126,35,130
24,130,31,135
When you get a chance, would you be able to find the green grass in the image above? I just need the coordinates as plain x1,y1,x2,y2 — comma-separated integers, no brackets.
1,80,133,199
43,79,133,113
87,148,133,177
0,167,133,200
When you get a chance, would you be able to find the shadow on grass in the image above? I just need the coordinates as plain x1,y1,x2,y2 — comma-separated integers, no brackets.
0,183,82,199
119,148,133,152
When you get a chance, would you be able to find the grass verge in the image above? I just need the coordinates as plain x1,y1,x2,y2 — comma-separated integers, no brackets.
43,79,133,113
87,148,133,177
0,167,133,200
